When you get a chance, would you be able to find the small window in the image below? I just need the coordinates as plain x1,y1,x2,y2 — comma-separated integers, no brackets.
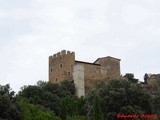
56,78,58,82
50,68,53,72
68,72,70,75
60,64,63,68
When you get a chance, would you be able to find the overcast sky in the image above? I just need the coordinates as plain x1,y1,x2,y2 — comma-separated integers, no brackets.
0,0,160,92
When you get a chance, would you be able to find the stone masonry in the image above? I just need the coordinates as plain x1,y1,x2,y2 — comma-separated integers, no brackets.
49,50,121,97
147,74,160,87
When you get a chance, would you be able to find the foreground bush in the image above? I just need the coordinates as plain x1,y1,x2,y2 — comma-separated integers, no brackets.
20,100,60,120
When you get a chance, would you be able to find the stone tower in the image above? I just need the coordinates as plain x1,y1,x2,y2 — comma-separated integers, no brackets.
49,50,75,83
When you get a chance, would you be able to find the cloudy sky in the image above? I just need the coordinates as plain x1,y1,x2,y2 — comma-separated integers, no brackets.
0,0,160,92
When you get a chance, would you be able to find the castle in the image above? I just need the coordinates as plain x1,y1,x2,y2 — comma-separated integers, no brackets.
49,50,121,97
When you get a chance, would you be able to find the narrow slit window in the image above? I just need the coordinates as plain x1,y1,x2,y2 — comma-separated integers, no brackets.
60,64,63,68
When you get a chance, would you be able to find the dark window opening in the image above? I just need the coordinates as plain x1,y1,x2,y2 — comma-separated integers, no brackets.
60,64,63,68
56,78,58,82
50,68,53,72
68,72,70,75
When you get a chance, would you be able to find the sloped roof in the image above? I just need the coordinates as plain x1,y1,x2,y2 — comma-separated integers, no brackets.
75,60,100,66
94,56,121,63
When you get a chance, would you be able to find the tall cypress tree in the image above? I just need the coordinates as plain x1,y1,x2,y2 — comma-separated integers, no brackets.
93,93,103,120
60,98,67,120
144,73,149,84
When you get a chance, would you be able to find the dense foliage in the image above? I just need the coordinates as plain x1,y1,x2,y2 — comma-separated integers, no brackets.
1,75,160,120
93,93,103,120
124,73,139,83
18,80,87,118
86,80,159,120
20,101,60,120
0,84,22,120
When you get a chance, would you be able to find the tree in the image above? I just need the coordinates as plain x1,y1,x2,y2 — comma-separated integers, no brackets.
20,100,60,120
144,73,149,84
124,73,139,83
93,93,103,120
151,87,160,119
86,80,154,120
0,84,22,120
60,80,76,95
18,80,81,117
60,98,67,120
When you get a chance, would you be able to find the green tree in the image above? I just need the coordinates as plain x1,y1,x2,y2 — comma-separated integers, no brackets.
86,80,154,120
0,84,22,120
67,116,87,120
20,100,60,120
18,80,77,116
77,96,87,116
60,98,67,120
151,88,160,119
93,93,103,120
124,73,139,83
60,80,76,95
144,73,149,84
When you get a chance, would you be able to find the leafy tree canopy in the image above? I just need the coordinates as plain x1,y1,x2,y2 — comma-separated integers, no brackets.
87,80,153,120
18,80,87,117
20,100,60,120
124,73,139,83
0,84,22,120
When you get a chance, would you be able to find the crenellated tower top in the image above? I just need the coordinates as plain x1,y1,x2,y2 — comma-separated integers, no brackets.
49,50,75,64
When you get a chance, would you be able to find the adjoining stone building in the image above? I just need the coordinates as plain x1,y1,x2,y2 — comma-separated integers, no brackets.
49,50,121,97
147,74,160,87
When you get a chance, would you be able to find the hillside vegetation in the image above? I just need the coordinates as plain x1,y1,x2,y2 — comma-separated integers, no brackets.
0,74,160,120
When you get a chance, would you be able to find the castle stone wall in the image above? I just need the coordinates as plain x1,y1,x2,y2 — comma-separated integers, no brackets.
73,64,85,97
147,74,160,86
94,57,120,80
49,50,75,83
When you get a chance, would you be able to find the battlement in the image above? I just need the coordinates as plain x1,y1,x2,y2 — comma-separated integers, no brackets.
49,50,75,63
